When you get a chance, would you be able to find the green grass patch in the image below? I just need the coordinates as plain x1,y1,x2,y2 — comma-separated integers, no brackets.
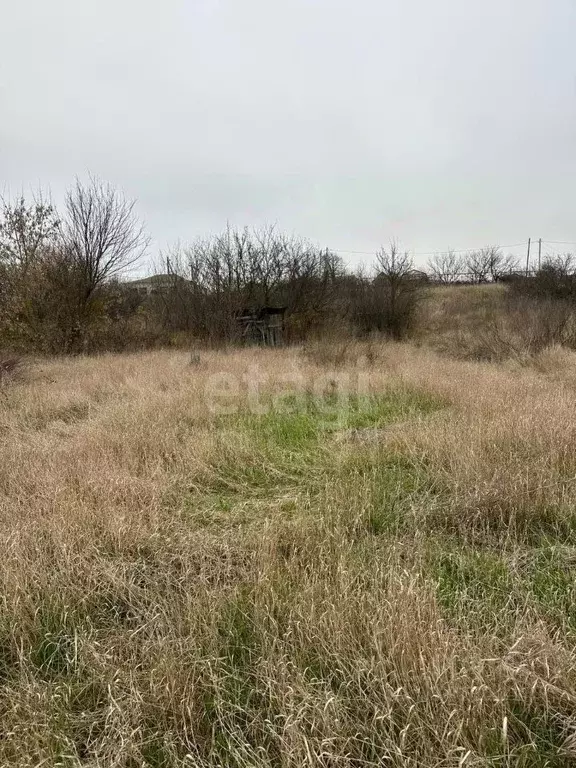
239,388,446,450
521,546,576,632
177,387,448,532
431,546,520,631
29,601,83,679
431,541,576,640
340,452,444,535
505,698,575,767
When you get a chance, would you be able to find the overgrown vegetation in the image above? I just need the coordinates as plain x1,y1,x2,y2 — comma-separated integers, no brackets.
0,185,429,352
4,181,576,763
421,265,576,362
10,182,576,359
2,343,576,765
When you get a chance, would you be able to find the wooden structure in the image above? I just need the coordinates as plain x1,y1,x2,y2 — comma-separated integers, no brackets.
236,306,286,346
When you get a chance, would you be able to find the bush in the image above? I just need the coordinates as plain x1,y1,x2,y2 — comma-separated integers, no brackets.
350,244,424,340
511,256,576,303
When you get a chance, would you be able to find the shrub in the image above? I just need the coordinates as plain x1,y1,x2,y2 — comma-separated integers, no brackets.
351,243,424,340
511,256,576,303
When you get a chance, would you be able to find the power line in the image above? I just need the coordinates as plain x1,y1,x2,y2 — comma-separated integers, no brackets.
414,242,527,256
333,241,528,257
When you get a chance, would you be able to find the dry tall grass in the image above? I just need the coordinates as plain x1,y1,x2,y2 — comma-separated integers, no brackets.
1,343,576,766
420,283,576,362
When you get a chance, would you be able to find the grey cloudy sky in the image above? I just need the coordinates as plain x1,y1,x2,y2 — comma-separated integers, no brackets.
1,0,575,270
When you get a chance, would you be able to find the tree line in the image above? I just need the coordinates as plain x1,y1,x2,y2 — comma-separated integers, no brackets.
0,179,572,353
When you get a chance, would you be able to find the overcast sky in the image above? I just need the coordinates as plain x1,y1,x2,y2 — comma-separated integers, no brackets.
1,0,575,270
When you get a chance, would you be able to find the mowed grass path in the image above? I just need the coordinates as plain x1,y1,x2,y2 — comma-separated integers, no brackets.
1,343,576,766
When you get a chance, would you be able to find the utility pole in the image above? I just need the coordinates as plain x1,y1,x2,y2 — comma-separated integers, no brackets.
538,238,542,270
525,238,531,277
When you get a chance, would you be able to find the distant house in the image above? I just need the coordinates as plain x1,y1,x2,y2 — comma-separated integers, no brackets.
405,269,430,282
126,274,188,296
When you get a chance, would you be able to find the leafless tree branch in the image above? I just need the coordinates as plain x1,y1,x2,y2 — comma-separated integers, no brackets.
63,177,149,299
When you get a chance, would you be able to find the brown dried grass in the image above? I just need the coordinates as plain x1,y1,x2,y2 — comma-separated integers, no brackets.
1,344,576,765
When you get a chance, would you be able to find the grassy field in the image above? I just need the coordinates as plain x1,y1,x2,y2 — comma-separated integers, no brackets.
2,342,576,766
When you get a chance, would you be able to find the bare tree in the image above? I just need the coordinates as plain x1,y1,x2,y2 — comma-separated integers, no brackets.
466,247,495,283
63,177,149,300
542,253,575,277
491,253,520,281
466,246,519,283
172,225,345,341
375,241,413,278
427,250,465,283
358,241,422,339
